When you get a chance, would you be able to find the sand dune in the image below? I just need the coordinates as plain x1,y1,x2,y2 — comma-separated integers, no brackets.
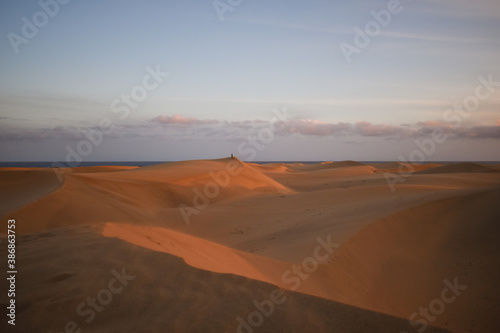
247,162,292,173
320,187,500,333
369,161,410,169
1,158,499,332
0,168,63,216
415,162,499,174
101,223,291,287
2,158,293,234
0,225,448,333
287,160,364,171
369,162,442,173
0,166,137,217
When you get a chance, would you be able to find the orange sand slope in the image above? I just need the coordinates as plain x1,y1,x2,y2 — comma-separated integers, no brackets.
1,158,499,333
0,226,447,333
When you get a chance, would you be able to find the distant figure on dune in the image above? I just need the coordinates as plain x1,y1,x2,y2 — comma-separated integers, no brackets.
231,153,234,158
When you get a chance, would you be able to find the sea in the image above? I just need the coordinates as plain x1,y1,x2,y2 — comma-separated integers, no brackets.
0,160,499,168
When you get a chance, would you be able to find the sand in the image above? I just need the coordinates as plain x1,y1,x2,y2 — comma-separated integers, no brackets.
1,158,499,332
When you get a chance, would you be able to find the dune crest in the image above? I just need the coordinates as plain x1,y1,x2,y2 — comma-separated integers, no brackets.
101,223,290,286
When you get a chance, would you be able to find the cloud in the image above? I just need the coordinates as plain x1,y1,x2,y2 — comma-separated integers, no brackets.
414,120,457,136
147,115,500,140
381,30,496,44
222,119,268,130
277,119,352,136
150,114,218,125
354,121,410,137
417,120,452,127
3,114,500,144
454,126,500,139
0,126,84,141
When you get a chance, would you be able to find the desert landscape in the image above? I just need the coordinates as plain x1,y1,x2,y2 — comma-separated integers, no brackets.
1,158,499,333
2,0,500,332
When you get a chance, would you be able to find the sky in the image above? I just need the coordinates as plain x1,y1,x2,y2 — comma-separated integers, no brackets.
0,0,499,163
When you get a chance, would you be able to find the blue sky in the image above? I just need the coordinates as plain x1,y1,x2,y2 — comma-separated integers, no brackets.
1,0,499,162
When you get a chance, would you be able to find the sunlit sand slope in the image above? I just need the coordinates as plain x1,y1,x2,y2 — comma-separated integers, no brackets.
0,225,449,333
